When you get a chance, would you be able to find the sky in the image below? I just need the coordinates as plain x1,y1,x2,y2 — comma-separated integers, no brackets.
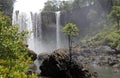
14,0,69,12
14,0,48,12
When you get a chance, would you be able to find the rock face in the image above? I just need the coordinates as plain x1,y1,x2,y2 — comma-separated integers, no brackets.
73,45,120,68
60,7,90,37
41,12,56,45
27,50,37,61
40,49,91,78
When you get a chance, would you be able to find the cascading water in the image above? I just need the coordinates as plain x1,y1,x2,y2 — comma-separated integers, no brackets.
13,10,63,53
12,10,43,54
27,12,35,52
56,11,61,49
12,11,36,51
12,0,64,75
12,10,42,74
32,12,43,54
13,3,63,74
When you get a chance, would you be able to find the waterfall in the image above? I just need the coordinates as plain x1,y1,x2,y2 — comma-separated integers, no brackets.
12,11,42,74
33,12,43,53
13,10,63,53
12,6,63,74
56,11,61,49
27,12,35,52
12,11,35,51
37,12,42,47
12,10,43,54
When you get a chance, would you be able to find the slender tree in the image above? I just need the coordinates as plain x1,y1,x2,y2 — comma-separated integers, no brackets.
61,23,79,66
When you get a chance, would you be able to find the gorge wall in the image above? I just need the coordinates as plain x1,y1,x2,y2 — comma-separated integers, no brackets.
13,2,109,53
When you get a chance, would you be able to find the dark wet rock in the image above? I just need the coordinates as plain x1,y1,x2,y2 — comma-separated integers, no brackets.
27,64,37,75
112,64,120,68
28,50,37,61
114,48,120,54
38,53,49,60
23,42,37,61
27,45,120,77
109,60,119,66
22,42,29,47
95,46,115,55
71,45,120,68
40,49,92,78
117,54,120,58
91,72,98,78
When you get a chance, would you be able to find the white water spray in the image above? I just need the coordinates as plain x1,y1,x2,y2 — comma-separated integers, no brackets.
12,10,43,54
12,11,42,74
12,11,36,51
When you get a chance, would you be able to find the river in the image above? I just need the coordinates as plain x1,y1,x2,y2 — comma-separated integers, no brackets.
89,65,120,78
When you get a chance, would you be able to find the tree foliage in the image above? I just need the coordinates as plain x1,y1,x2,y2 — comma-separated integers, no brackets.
42,0,74,12
62,23,79,37
0,13,37,78
83,26,120,49
0,0,15,16
62,23,79,66
0,12,28,59
59,1,73,11
109,6,120,30
43,0,60,12
112,0,120,6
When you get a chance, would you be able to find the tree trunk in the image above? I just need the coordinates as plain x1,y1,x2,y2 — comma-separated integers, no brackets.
117,19,119,30
68,35,72,67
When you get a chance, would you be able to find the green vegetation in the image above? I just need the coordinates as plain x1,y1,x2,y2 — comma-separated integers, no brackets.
0,13,37,78
62,23,79,65
109,6,120,30
84,6,120,50
0,0,15,17
0,0,38,77
82,5,120,50
43,0,113,12
0,0,119,77
83,27,120,48
43,0,73,12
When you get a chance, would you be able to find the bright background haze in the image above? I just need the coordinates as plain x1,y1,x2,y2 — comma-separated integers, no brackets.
14,0,68,12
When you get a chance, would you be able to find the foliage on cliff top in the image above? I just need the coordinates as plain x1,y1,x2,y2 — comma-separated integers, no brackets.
82,5,120,49
108,6,120,30
82,25,120,49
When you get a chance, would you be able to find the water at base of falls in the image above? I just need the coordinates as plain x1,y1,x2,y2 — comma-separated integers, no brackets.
89,65,120,78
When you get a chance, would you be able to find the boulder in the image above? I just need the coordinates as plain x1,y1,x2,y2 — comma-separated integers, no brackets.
94,46,115,55
40,49,91,78
38,53,49,60
27,64,37,74
28,50,37,61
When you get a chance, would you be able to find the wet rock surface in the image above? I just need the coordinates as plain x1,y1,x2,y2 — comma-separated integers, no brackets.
27,50,37,61
40,49,93,78
27,45,120,77
73,45,120,69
